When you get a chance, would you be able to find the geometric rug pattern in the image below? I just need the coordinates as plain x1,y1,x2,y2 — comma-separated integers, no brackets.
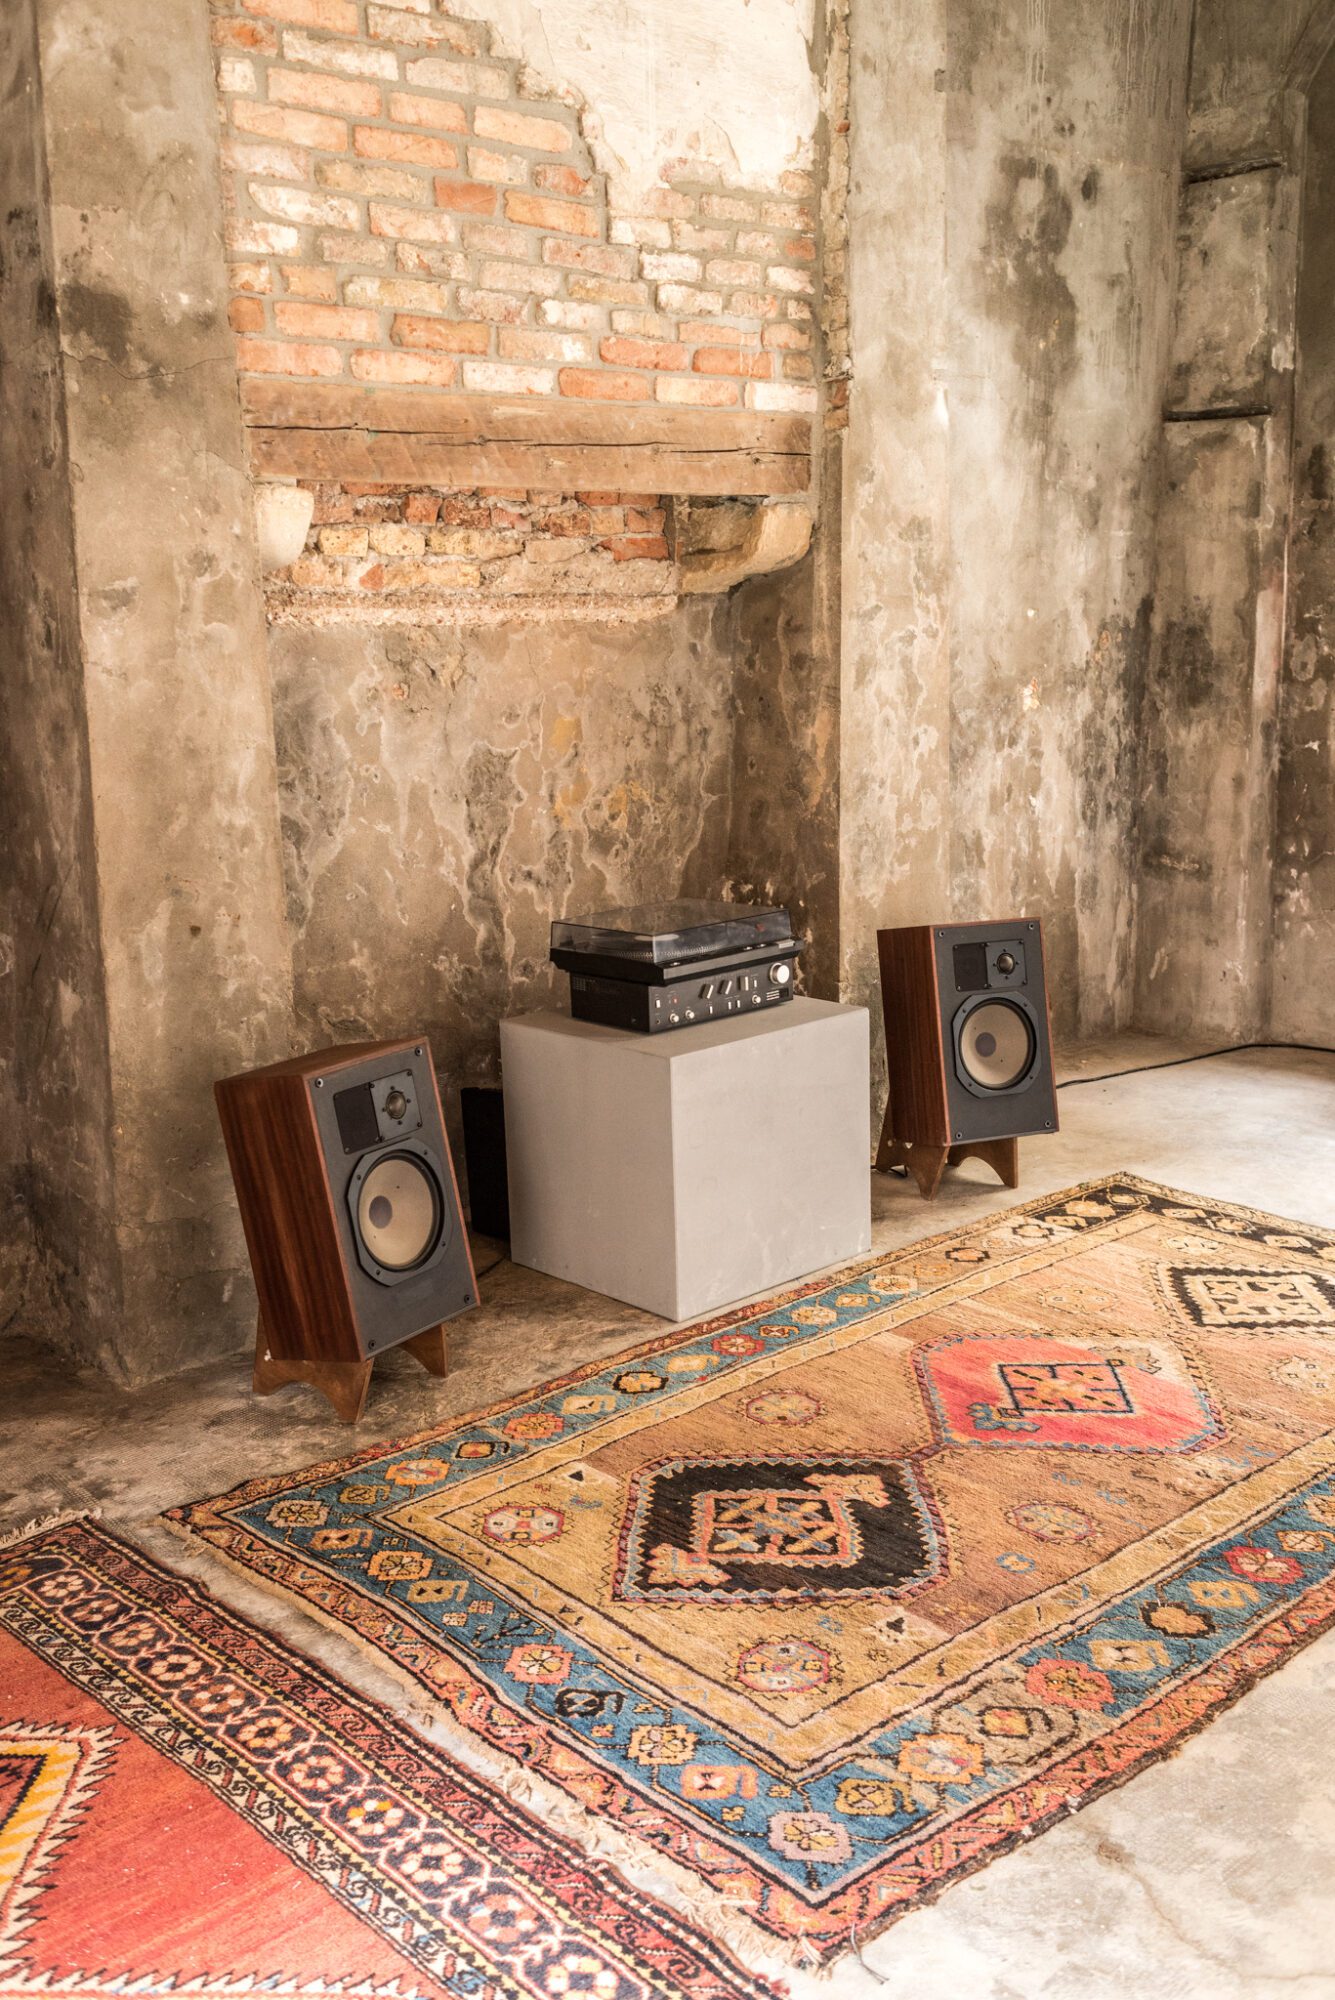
170,1176,1335,1961
0,1518,781,1998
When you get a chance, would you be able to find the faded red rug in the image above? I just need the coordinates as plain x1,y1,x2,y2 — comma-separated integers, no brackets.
0,1517,781,1998
170,1175,1335,1962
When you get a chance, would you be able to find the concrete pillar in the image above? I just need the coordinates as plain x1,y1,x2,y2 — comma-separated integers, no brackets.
839,0,953,1123
28,0,295,1380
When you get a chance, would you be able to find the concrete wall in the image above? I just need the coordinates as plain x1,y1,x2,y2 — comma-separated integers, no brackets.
0,0,119,1359
0,0,297,1383
1131,0,1327,1040
1274,36,1335,1039
269,601,739,1121
839,0,1191,1125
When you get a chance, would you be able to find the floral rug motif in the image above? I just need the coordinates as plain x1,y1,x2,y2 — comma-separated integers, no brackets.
0,1518,780,1998
169,1176,1335,1960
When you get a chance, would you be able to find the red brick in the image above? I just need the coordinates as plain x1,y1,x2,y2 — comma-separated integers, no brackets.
212,17,278,52
679,319,756,346
599,335,687,371
692,346,770,378
600,534,669,561
504,191,598,237
391,314,490,351
395,243,469,278
473,105,573,153
534,163,594,198
566,275,649,306
236,336,343,375
531,505,592,535
281,264,337,299
356,126,458,169
468,147,529,187
761,321,811,350
229,261,274,293
232,99,347,150
433,178,498,214
282,29,398,77
541,239,634,278
455,288,526,323
220,136,309,182
370,203,457,243
317,159,425,199
655,375,738,406
367,3,488,53
274,300,379,339
241,0,358,34
704,257,762,288
558,367,649,400
404,493,442,522
228,295,266,333
626,507,665,533
350,349,457,385
782,353,815,380
386,91,468,133
268,68,382,116
784,234,817,262
699,192,756,221
499,328,590,363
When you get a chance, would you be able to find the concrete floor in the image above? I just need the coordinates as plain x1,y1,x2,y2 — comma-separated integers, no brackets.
2,1034,1334,1998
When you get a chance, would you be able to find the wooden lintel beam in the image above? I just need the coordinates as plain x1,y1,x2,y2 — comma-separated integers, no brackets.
248,426,812,497
239,378,811,458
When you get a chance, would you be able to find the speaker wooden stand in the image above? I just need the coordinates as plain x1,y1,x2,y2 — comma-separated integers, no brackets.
217,1037,477,1422
874,1126,1020,1200
252,1318,450,1424
875,920,1056,1201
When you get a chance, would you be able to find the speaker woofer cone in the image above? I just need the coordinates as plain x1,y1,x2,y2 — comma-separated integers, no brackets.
956,999,1035,1091
355,1151,443,1270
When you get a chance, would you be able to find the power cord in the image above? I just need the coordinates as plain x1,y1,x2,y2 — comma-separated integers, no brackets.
1057,1040,1335,1089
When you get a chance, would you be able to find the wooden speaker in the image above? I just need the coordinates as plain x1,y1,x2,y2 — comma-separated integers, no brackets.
875,919,1058,1199
215,1037,477,1420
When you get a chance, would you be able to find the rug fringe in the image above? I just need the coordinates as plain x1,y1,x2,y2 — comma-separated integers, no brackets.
0,1505,101,1551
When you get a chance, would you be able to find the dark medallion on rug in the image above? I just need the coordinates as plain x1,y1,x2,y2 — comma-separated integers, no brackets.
614,1454,943,1602
1162,1266,1335,1330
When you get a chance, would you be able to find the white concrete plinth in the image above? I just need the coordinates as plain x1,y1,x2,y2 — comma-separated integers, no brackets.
501,997,870,1320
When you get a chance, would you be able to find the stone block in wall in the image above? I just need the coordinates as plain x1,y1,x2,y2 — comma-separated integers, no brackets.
1165,169,1281,413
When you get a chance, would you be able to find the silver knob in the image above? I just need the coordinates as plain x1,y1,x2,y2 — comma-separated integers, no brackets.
770,962,792,985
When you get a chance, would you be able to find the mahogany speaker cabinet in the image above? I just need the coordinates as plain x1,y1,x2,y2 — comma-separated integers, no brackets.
215,1037,477,1421
875,919,1058,1199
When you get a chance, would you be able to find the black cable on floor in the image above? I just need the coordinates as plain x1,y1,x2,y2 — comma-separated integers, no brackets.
1057,1040,1335,1089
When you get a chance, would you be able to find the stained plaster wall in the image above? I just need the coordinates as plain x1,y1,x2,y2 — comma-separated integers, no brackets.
1132,0,1329,1040
0,0,119,1358
834,0,1192,1124
1275,37,1335,1041
0,0,298,1383
270,603,740,1116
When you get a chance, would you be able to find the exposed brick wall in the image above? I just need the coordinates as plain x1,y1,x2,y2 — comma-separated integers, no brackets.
212,0,820,414
272,480,674,619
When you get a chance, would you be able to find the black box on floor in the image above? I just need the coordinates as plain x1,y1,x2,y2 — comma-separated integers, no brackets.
460,1086,509,1241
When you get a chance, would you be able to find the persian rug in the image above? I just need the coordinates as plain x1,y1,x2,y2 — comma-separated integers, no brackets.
0,1517,781,1999
170,1175,1335,1963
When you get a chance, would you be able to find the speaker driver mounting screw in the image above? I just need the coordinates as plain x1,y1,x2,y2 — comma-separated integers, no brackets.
314,1078,324,1089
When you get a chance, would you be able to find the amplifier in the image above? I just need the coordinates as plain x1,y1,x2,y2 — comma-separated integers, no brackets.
569,944,799,1034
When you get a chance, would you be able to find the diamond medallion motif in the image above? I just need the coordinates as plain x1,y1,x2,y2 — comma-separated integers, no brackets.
1163,1266,1335,1330
916,1332,1221,1452
613,1455,944,1603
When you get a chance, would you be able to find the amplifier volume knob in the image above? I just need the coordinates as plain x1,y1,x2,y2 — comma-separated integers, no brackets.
770,962,792,986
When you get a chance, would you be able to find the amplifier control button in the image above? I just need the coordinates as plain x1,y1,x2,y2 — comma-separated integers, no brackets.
770,962,792,986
